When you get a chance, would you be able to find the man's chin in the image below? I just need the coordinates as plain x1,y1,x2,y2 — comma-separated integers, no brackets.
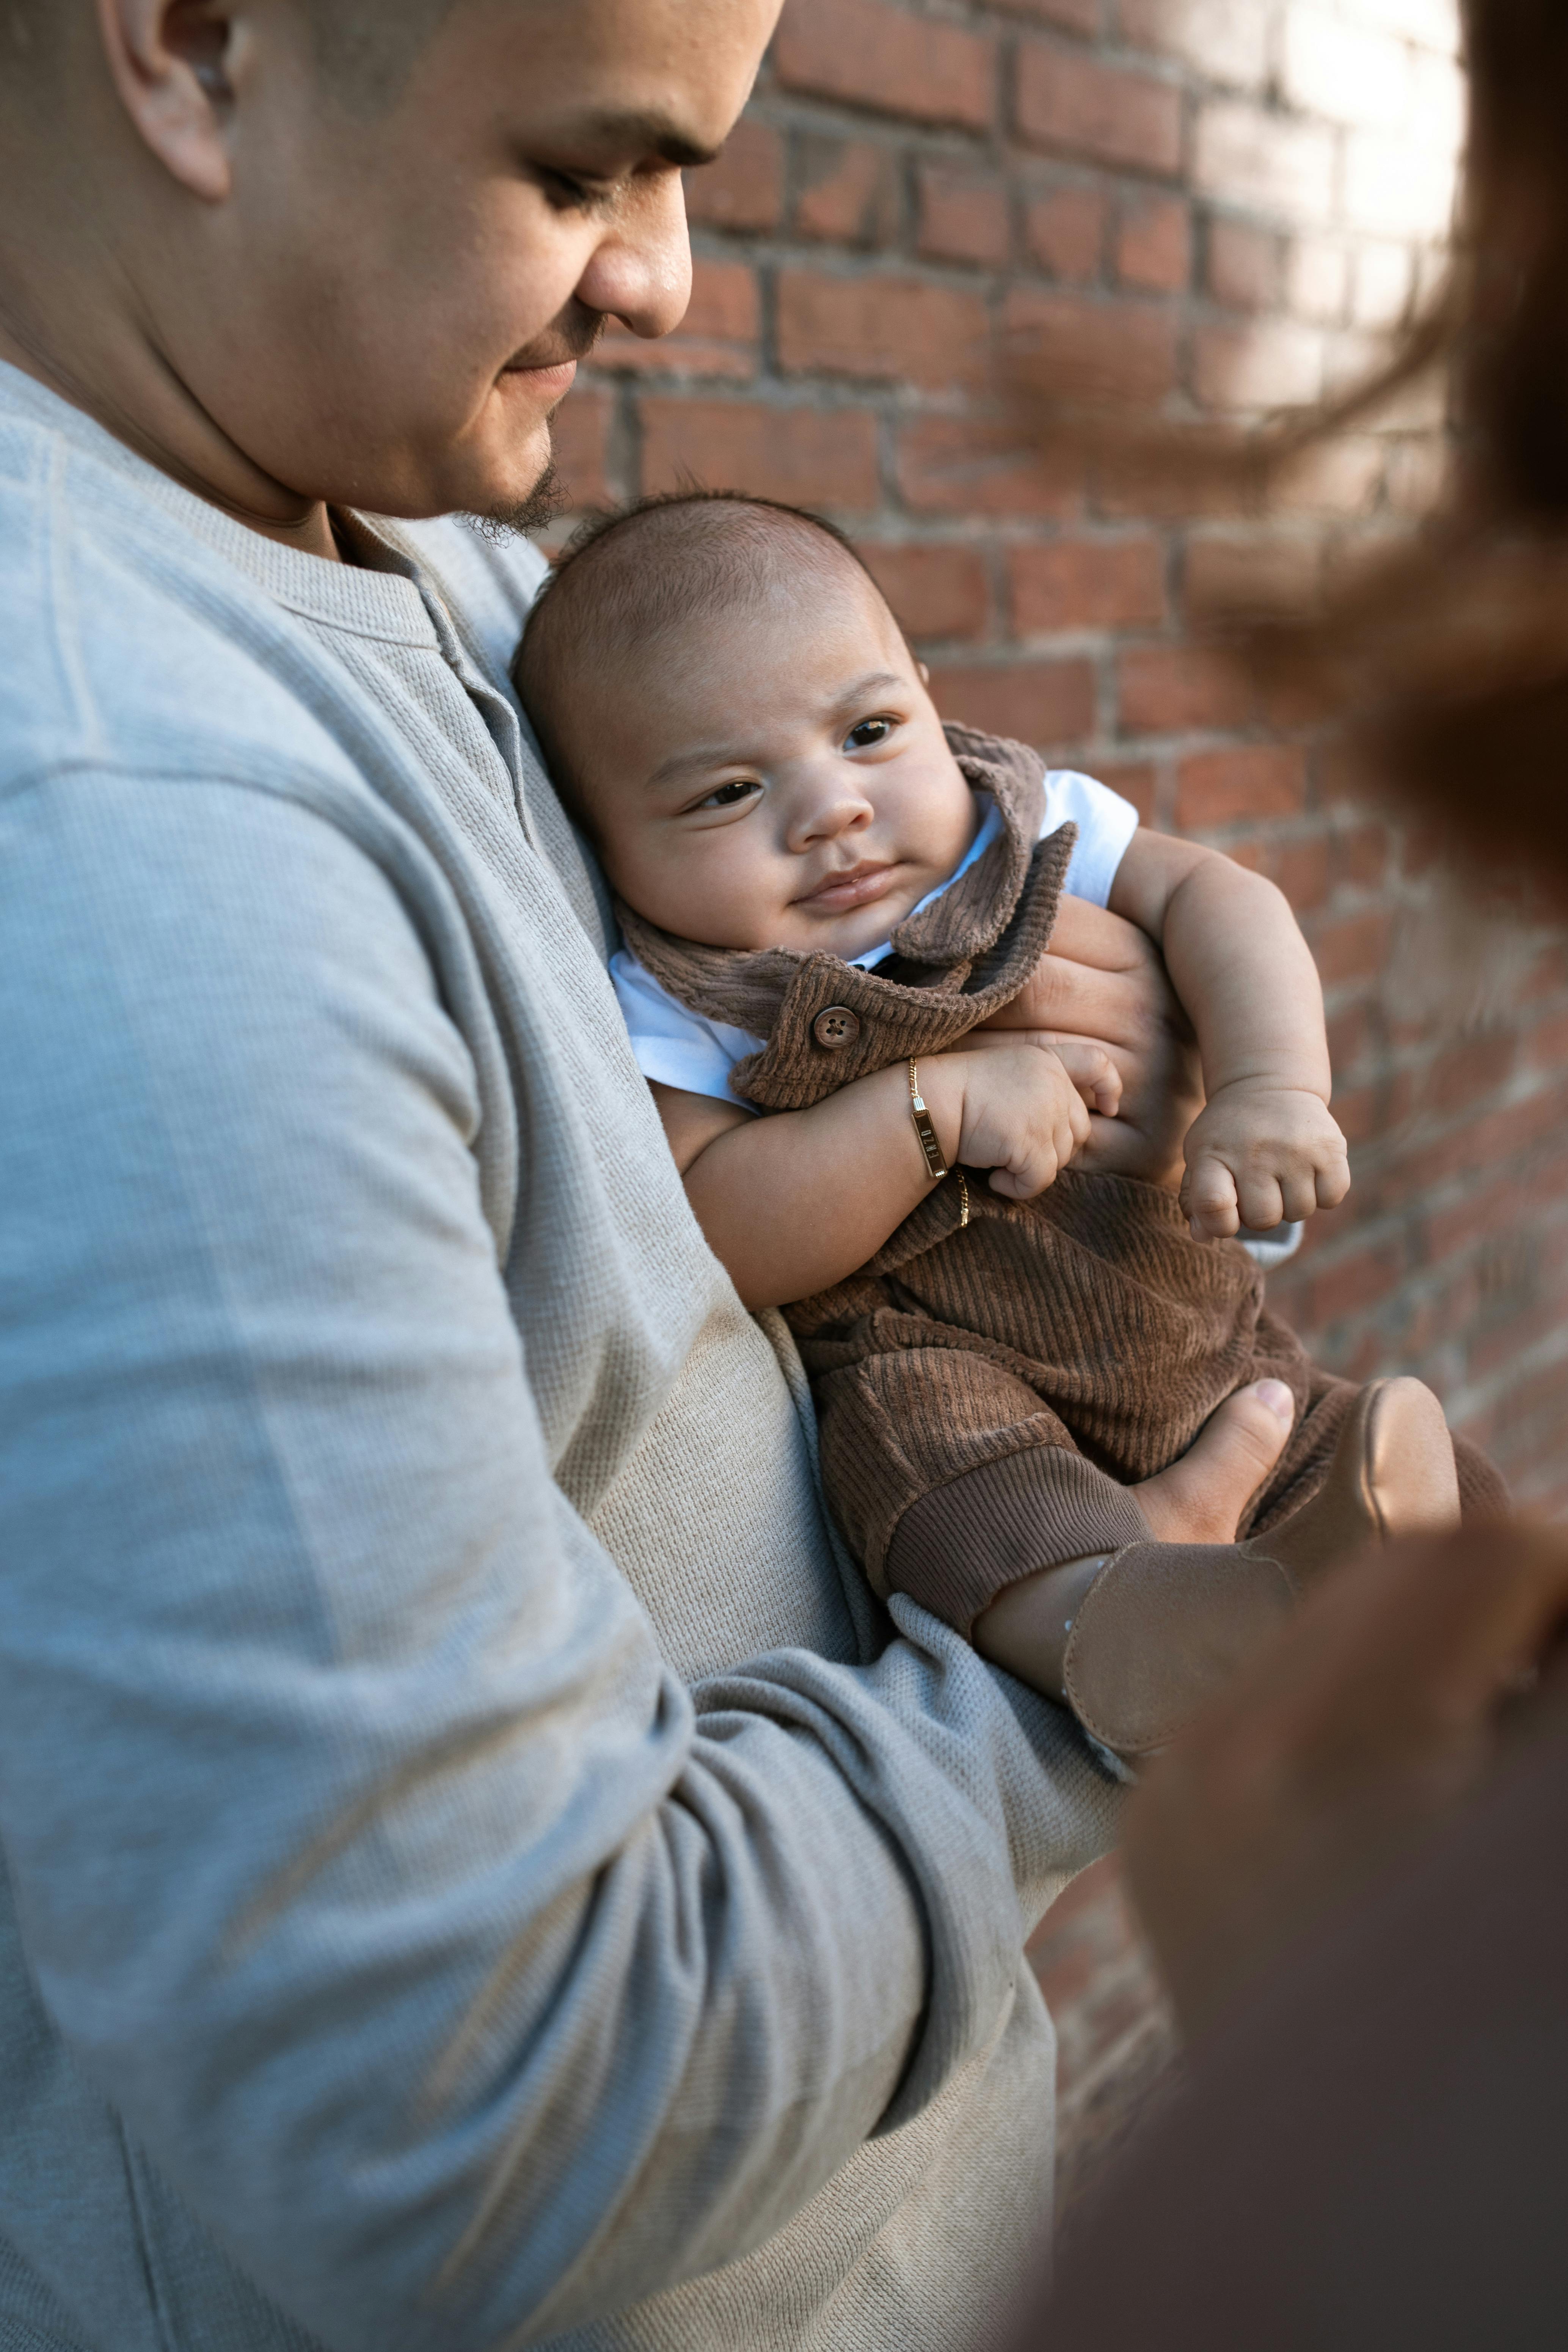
461,455,563,542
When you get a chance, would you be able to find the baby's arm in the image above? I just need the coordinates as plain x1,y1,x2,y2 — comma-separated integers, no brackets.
653,1039,1119,1311
1110,831,1350,1238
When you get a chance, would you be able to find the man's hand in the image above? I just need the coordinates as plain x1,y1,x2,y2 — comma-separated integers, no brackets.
1122,1524,1568,2040
976,895,1202,1191
1180,1079,1351,1239
923,1038,1117,1201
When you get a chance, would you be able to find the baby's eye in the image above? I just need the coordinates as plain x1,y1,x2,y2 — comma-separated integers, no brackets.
844,716,896,751
695,779,761,811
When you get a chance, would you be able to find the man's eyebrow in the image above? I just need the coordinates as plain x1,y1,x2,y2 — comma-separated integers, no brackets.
548,108,722,171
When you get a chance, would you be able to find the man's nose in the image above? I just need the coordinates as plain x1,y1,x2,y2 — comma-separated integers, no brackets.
576,174,692,342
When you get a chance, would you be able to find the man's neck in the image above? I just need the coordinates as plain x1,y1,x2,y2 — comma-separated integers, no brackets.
0,312,344,564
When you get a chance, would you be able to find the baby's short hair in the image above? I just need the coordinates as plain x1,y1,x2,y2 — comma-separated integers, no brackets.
514,490,895,805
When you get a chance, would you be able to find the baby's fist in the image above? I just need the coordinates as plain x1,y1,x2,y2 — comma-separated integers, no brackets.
1180,1083,1350,1241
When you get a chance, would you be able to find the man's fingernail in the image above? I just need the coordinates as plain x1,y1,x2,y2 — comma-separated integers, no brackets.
1252,1380,1295,1425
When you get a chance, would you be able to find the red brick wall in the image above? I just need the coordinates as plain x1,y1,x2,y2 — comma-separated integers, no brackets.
549,0,1568,1513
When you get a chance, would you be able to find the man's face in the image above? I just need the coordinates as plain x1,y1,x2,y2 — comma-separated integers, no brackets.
162,0,776,519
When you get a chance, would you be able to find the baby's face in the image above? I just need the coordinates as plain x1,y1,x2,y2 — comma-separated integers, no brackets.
571,569,978,958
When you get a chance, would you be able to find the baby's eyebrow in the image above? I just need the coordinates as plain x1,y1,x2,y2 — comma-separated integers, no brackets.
834,670,908,711
644,741,748,790
643,672,913,791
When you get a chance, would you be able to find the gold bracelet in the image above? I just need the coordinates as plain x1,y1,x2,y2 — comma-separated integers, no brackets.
907,1057,949,1181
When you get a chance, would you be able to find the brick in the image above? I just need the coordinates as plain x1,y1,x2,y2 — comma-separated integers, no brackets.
1350,0,1460,58
1310,908,1395,989
857,542,990,641
1025,185,1107,282
1332,821,1390,892
1192,320,1324,410
1301,1238,1410,1330
547,386,613,508
772,0,995,132
929,658,1096,747
1352,241,1414,328
1118,0,1270,90
1003,288,1179,403
1206,217,1279,310
1266,832,1332,913
917,165,1011,266
987,0,1097,29
1282,8,1413,132
640,398,880,510
1117,195,1191,292
1386,436,1448,514
1273,436,1385,517
1010,537,1166,632
596,257,757,378
778,269,989,391
1117,641,1253,733
1016,43,1182,177
1194,101,1336,225
794,137,900,247
1286,239,1351,326
1093,760,1158,822
1184,531,1323,615
897,414,1084,519
1409,49,1467,155
1175,745,1307,828
1342,130,1459,239
685,119,784,233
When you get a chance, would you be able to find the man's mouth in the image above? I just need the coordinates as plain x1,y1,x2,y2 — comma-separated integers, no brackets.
793,861,900,914
502,358,579,400
503,311,606,395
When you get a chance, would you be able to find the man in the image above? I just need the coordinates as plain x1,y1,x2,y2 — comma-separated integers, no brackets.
0,6,1284,2347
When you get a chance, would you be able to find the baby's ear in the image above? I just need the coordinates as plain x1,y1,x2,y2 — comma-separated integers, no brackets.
918,661,931,685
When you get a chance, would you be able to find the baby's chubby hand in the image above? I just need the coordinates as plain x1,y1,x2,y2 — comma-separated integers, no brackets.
924,1036,1121,1202
1180,1079,1350,1240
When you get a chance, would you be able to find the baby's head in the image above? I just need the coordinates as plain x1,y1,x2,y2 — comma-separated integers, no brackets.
515,491,976,959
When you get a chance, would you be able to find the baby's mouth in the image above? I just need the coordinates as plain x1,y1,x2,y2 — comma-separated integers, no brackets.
794,861,899,914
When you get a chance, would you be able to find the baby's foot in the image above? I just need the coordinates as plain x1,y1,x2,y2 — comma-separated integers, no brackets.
978,1380,1460,1767
974,1381,1293,1696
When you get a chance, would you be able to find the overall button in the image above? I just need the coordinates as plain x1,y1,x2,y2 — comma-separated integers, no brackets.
811,1005,861,1051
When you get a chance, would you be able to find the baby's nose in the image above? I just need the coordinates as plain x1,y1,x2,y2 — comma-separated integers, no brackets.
795,782,874,847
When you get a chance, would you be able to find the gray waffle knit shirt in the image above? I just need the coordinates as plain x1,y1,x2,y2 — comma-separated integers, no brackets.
0,362,1119,2352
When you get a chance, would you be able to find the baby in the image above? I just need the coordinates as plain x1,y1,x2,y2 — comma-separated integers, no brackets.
516,491,1499,1765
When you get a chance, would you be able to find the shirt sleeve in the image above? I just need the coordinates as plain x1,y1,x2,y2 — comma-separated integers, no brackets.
1042,769,1142,908
610,947,763,1106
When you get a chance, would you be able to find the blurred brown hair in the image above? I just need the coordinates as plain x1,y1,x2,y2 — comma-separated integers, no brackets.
1029,0,1568,885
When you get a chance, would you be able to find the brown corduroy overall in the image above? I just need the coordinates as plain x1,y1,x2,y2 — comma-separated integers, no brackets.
619,724,1503,1634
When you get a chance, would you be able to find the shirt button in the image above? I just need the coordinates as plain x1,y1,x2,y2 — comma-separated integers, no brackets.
812,1005,861,1050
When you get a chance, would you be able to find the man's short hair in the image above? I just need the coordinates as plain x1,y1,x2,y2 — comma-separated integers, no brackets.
300,0,463,111
2,2,460,107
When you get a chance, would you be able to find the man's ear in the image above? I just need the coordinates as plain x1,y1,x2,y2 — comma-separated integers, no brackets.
94,0,241,201
918,661,931,685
